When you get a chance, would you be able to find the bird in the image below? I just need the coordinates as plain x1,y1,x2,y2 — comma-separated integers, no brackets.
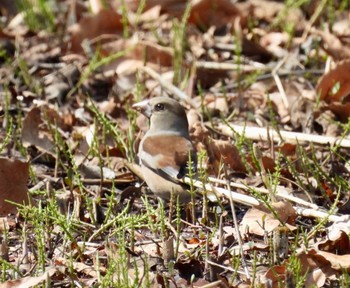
133,97,197,203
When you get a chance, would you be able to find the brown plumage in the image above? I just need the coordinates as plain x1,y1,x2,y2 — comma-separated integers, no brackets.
133,97,197,202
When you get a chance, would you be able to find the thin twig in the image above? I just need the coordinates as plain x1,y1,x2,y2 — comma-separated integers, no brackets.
206,259,246,275
224,167,250,279
272,56,289,109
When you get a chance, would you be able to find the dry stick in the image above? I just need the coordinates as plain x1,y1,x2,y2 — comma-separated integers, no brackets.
200,279,229,288
208,176,318,209
206,259,246,275
128,162,337,222
301,0,328,42
272,56,289,110
182,177,260,206
139,66,196,108
294,207,342,223
218,124,350,148
224,168,250,280
125,160,259,207
195,61,267,72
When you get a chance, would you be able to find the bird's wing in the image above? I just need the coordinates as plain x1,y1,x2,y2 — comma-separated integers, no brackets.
139,134,197,180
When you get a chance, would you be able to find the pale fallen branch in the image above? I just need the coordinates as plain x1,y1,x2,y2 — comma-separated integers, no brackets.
126,161,316,208
195,61,267,72
207,176,318,209
294,207,342,223
183,176,260,206
127,162,343,222
218,123,350,148
139,66,196,108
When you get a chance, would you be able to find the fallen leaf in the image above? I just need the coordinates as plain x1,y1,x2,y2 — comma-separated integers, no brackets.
296,251,335,287
317,59,350,103
240,201,295,236
21,107,56,156
327,102,350,122
313,29,350,61
68,9,123,52
0,266,59,288
308,248,350,272
188,0,245,30
317,230,350,254
0,157,29,216
276,143,296,157
190,122,246,175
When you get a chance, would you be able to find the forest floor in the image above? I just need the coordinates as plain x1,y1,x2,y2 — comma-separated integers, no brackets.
1,0,350,287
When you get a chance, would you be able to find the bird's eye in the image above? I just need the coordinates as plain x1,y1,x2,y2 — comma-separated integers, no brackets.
154,103,164,111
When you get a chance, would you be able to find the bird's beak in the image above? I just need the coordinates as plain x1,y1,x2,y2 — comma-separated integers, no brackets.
132,99,152,118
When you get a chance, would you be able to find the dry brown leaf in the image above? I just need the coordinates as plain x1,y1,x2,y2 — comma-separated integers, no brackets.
328,102,350,122
264,260,327,288
313,29,350,61
296,251,335,287
240,201,295,236
308,248,350,272
266,248,338,288
188,0,245,29
207,138,246,174
264,265,286,287
99,39,173,77
102,39,173,67
130,40,173,66
0,267,59,288
317,59,350,103
276,143,297,157
190,122,246,175
247,155,276,173
68,9,123,52
0,157,29,216
316,60,350,121
21,107,56,156
123,0,186,15
317,231,350,255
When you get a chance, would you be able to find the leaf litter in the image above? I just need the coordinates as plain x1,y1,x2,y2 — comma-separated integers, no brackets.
0,0,350,287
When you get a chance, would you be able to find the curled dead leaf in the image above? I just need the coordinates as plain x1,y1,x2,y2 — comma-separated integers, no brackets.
190,122,246,175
